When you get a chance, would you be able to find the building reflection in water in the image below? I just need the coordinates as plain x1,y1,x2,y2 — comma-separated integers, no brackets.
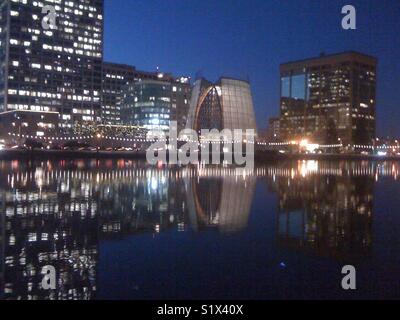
270,160,374,260
0,161,98,300
0,160,256,299
0,159,399,299
98,169,188,237
185,176,256,233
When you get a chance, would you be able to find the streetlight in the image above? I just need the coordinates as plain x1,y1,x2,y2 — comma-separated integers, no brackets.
96,133,102,152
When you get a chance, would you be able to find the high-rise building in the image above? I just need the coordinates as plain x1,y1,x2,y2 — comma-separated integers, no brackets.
101,62,135,125
279,51,377,146
171,76,191,132
266,117,280,141
0,0,104,132
101,62,175,125
121,79,172,131
119,74,191,132
186,77,257,138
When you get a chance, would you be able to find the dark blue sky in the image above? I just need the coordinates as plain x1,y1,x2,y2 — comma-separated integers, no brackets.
104,0,399,135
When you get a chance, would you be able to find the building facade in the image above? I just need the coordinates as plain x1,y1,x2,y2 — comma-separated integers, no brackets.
279,52,377,146
0,0,104,131
171,76,191,132
0,109,58,143
186,77,257,138
119,74,191,132
120,79,172,131
101,63,180,125
266,117,280,141
101,62,135,125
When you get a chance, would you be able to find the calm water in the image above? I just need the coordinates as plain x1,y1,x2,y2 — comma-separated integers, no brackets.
0,159,399,300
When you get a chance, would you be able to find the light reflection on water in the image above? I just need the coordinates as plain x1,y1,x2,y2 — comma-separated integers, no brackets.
0,159,399,300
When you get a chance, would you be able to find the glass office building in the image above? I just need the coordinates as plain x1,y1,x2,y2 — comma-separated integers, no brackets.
0,0,104,131
120,79,172,131
119,75,191,132
101,62,136,125
101,63,183,126
279,51,377,145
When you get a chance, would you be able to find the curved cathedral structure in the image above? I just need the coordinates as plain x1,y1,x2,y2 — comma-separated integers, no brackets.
186,78,257,137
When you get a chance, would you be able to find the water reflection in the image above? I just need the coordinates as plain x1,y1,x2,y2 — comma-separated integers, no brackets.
0,159,399,299
186,176,255,233
271,173,373,260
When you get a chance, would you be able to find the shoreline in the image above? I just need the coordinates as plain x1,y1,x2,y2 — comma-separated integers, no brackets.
1,149,400,162
0,149,148,160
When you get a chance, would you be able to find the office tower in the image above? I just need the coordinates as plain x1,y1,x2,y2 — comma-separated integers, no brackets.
171,76,191,132
101,62,135,125
186,77,257,137
0,0,104,132
121,78,171,131
119,73,191,132
266,117,280,141
279,51,377,146
101,63,161,126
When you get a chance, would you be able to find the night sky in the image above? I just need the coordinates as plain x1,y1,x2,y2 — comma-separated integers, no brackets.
104,0,400,136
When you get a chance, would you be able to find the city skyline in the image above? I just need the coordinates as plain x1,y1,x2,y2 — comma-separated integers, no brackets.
1,0,400,304
103,0,400,136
